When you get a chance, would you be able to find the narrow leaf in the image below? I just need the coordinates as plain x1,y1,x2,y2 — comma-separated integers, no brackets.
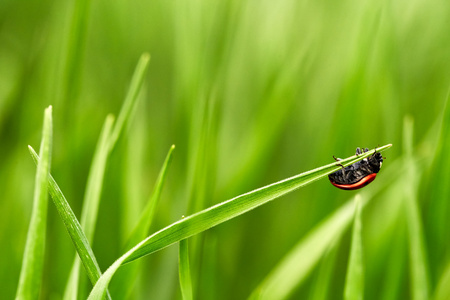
65,52,150,299
344,195,364,300
110,144,175,298
87,145,392,300
63,115,114,300
28,147,107,297
250,149,399,300
127,144,176,248
250,197,359,300
434,262,450,300
108,52,151,149
403,117,430,300
179,238,193,300
309,240,339,300
16,106,52,300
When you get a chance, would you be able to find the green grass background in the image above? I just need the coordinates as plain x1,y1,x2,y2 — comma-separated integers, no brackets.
1,0,450,299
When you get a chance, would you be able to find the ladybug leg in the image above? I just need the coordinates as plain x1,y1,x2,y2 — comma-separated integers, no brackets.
336,163,346,176
364,148,369,153
333,155,346,176
356,147,362,155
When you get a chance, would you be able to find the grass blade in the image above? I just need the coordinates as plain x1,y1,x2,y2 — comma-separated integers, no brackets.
28,147,108,296
126,144,175,248
108,53,151,150
250,149,401,300
344,195,364,300
249,197,359,300
179,238,193,300
87,144,392,300
63,115,114,300
110,144,175,298
308,240,339,300
434,262,450,300
16,106,52,300
403,117,430,300
64,52,150,299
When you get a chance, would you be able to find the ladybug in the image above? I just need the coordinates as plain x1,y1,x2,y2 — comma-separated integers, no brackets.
328,147,383,190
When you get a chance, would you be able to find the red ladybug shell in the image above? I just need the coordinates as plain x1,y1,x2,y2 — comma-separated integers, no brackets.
329,173,377,190
328,147,383,190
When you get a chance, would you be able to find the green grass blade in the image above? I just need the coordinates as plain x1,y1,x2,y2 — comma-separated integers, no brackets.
434,261,450,300
344,195,364,300
126,144,175,247
179,238,193,300
403,117,430,300
64,52,150,299
28,147,109,299
249,197,359,300
110,144,175,298
108,53,151,150
87,144,392,300
16,106,52,300
63,115,114,300
308,239,339,300
250,150,401,300
80,115,115,240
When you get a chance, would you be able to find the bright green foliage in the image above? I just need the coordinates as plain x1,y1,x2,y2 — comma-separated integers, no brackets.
179,238,193,300
3,0,450,299
64,53,150,300
344,195,364,300
16,107,52,300
28,147,104,295
110,144,175,298
403,117,430,300
87,146,390,299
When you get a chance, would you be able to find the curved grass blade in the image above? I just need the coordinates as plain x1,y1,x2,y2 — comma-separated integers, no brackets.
110,145,175,298
16,106,52,300
250,148,400,300
403,117,430,300
28,147,110,299
344,195,364,300
87,144,392,300
64,52,150,299
179,238,193,300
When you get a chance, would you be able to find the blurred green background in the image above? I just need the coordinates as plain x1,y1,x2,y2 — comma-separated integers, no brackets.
1,0,450,299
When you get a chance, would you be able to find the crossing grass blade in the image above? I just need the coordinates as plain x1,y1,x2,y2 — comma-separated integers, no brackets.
179,238,193,300
87,144,392,300
16,106,52,300
28,147,109,299
344,195,364,300
63,115,114,300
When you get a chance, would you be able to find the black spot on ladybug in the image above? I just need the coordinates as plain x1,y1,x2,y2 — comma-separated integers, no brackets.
328,147,384,190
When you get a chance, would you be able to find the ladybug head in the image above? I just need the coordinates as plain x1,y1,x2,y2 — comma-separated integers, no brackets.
368,152,383,173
